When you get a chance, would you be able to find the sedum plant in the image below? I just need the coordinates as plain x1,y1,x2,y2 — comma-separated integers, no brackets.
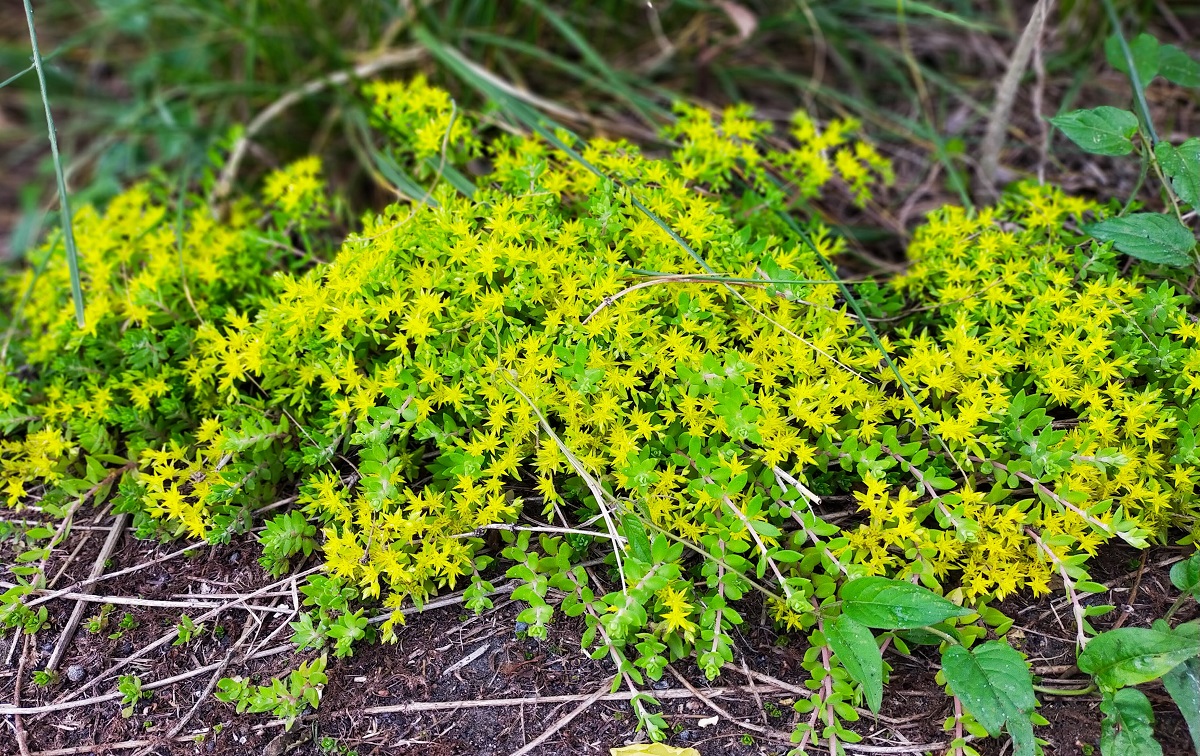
2,75,1200,752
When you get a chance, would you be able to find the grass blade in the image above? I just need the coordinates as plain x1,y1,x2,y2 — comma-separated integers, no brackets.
22,0,85,328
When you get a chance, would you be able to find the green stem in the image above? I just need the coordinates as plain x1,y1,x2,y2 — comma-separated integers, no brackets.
1120,147,1150,215
22,0,85,328
1163,593,1190,623
1033,683,1096,697
923,626,960,645
1100,0,1158,146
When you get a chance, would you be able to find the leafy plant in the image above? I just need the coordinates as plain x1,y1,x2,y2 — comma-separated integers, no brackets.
1050,20,1200,270
173,614,204,646
3,74,1200,750
1074,550,1200,755
215,655,327,731
32,669,59,687
259,511,318,577
117,673,150,718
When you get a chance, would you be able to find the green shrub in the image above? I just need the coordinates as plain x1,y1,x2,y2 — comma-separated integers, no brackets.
3,77,1199,747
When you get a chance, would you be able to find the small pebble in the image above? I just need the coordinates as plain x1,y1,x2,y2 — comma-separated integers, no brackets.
652,679,671,690
67,665,86,683
514,621,530,634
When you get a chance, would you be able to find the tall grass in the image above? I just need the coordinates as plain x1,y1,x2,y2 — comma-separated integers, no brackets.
21,0,84,327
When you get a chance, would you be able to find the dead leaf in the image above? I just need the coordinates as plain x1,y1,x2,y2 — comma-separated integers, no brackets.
610,746,701,756
715,1,757,42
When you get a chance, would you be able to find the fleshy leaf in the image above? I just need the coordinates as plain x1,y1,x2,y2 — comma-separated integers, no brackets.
1155,139,1200,208
1163,658,1200,754
1105,33,1160,87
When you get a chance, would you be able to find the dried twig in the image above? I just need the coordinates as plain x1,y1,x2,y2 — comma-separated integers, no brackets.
211,46,426,204
978,0,1055,196
45,513,128,671
506,676,616,756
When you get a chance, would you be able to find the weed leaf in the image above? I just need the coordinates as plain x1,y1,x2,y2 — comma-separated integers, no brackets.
1049,107,1139,156
1171,553,1200,598
826,614,883,713
1104,33,1160,86
839,577,971,630
1155,139,1200,208
1100,688,1163,756
1085,213,1195,268
1077,627,1200,689
1163,658,1200,753
941,641,1037,756
1160,44,1200,87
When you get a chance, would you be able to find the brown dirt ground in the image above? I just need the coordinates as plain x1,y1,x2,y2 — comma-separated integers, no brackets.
1,509,1197,756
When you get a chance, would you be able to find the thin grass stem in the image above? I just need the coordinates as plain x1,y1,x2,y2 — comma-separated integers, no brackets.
22,0,86,328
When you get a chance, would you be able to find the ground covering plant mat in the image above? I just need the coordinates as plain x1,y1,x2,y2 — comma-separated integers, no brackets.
1,72,1199,756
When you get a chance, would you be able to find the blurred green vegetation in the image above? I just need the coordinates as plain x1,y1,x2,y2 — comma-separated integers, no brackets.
2,0,1195,260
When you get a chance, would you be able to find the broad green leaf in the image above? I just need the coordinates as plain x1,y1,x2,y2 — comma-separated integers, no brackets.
1156,140,1200,208
839,577,971,630
1163,658,1200,753
1171,552,1200,598
1077,627,1200,689
826,615,883,714
1161,44,1200,87
1100,688,1163,756
622,514,652,564
1049,107,1139,156
941,642,1037,756
1086,213,1196,268
1105,33,1160,87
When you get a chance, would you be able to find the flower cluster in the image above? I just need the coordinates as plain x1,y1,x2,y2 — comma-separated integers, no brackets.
3,77,1198,742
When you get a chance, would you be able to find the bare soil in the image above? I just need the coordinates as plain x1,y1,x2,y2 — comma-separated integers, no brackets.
1,509,1196,756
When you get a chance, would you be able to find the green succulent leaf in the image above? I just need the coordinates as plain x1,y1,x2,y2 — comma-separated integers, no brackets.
1077,627,1200,690
1100,688,1162,756
825,614,884,714
839,577,971,630
1049,107,1139,156
1086,213,1196,268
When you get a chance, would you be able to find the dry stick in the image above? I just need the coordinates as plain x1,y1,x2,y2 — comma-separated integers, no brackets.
31,740,191,756
211,46,425,204
27,541,203,608
357,684,787,715
506,675,616,756
1026,528,1088,649
2,585,289,614
46,513,128,671
978,0,1055,197
0,643,291,717
14,635,32,756
129,621,257,756
39,566,322,711
665,664,792,744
